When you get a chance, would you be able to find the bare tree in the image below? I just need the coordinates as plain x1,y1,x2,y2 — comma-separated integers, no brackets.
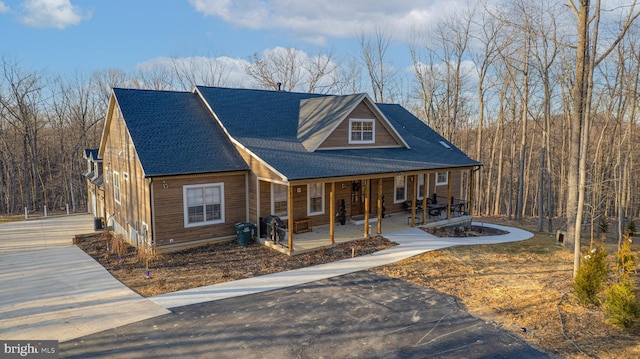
359,27,396,103
565,0,640,277
245,48,337,93
0,58,47,212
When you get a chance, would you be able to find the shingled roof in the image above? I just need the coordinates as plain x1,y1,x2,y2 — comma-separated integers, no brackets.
196,86,480,181
112,88,249,177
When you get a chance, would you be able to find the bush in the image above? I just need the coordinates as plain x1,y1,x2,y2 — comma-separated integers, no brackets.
615,236,636,277
574,245,609,306
603,279,640,329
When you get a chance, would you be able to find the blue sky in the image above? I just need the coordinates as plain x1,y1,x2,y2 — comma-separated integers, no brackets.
0,0,465,81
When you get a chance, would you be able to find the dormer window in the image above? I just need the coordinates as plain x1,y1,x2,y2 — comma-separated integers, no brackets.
349,119,375,144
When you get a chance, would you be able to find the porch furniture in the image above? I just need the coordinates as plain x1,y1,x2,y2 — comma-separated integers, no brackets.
427,203,446,218
293,218,313,234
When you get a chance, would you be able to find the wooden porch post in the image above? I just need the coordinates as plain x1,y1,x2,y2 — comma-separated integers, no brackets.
446,171,452,220
377,178,382,234
363,179,370,238
287,184,294,255
469,169,475,215
411,175,417,227
330,182,335,245
422,173,427,224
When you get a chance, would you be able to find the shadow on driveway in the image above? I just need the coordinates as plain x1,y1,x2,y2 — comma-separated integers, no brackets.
61,271,552,359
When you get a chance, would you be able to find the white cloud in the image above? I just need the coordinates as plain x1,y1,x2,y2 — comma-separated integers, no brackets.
189,0,467,45
19,0,90,29
0,2,10,13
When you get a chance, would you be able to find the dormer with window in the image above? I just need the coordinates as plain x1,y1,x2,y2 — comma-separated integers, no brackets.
298,93,408,151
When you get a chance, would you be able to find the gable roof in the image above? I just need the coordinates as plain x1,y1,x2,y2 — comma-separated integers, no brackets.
111,88,249,177
196,86,480,181
297,94,408,151
84,148,100,161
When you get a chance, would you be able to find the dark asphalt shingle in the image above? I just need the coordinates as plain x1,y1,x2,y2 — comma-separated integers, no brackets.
113,88,249,177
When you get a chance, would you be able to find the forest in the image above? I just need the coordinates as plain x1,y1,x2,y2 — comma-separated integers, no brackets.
1,0,639,251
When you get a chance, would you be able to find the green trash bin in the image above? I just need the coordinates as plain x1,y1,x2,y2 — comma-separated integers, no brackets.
235,222,255,246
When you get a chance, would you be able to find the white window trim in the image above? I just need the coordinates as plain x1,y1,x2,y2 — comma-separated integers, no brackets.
270,183,289,220
183,183,225,228
113,171,121,204
417,174,425,200
436,172,448,186
348,118,375,144
394,175,407,203
307,183,325,216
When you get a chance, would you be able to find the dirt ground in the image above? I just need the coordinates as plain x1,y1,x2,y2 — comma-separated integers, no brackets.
74,233,396,297
74,218,640,359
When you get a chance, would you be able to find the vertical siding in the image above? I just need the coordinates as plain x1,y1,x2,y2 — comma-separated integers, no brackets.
102,105,151,246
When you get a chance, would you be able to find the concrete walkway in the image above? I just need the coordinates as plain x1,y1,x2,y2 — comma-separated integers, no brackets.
150,223,533,308
0,215,170,342
0,215,532,343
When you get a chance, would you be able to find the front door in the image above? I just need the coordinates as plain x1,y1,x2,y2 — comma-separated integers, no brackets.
351,180,372,217
351,181,362,217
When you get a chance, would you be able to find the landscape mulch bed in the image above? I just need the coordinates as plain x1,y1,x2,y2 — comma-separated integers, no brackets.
75,233,397,297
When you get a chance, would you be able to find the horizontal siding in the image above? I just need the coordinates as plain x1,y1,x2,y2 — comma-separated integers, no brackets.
152,173,247,248
319,102,400,149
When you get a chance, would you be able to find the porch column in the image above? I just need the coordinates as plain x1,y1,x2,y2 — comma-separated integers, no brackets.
287,184,294,255
330,182,335,245
411,174,417,227
377,178,382,234
363,179,370,238
469,168,475,215
446,171,452,220
421,172,427,224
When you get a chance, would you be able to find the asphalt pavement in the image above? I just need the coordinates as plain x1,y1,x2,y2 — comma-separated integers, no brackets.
61,271,552,358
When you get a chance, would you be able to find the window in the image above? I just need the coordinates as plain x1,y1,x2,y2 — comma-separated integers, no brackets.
183,183,225,227
113,171,121,204
271,183,288,218
349,119,375,144
436,172,448,186
308,183,325,215
418,174,425,200
394,175,406,203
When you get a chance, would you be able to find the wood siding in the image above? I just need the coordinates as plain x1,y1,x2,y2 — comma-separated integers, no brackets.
318,102,401,149
152,172,247,248
102,104,152,247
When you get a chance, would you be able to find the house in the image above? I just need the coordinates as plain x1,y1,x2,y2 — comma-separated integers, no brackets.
90,86,480,254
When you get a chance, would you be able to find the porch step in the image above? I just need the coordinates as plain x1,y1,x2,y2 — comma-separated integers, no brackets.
349,215,379,225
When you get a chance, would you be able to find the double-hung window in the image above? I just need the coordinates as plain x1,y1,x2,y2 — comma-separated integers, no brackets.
113,171,121,204
308,183,325,215
271,183,288,218
418,174,425,199
394,176,406,203
436,172,448,186
349,119,375,144
184,183,224,227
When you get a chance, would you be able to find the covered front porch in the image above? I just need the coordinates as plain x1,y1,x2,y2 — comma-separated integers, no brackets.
255,168,476,256
259,211,472,255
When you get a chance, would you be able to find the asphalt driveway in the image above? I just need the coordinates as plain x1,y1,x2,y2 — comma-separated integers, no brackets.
60,271,552,359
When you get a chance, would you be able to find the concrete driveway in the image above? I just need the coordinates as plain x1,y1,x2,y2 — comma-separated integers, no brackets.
0,214,169,342
60,271,551,358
